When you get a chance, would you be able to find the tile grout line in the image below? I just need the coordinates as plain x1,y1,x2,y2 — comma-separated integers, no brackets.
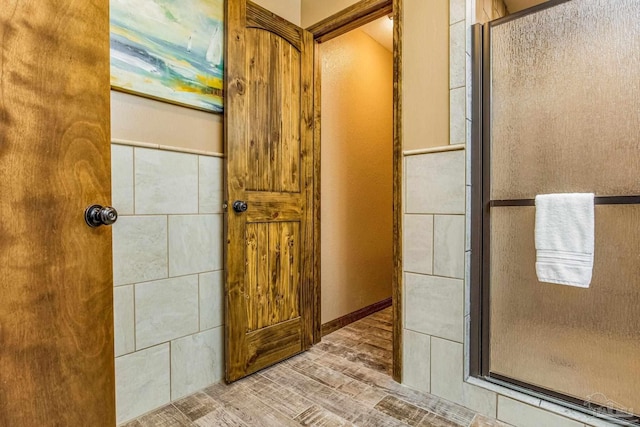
166,214,170,279
429,334,433,395
432,215,436,274
404,271,465,281
133,325,223,355
113,268,223,289
132,284,137,356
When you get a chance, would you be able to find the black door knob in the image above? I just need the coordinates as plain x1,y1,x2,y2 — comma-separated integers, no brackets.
85,205,118,227
232,200,248,213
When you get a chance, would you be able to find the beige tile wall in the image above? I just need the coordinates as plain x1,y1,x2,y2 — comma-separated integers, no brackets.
401,1,619,426
111,144,224,424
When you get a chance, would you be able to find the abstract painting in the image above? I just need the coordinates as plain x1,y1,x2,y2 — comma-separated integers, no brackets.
110,0,224,113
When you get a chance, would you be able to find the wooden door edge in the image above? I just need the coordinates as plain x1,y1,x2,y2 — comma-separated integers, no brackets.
309,0,403,384
391,0,403,384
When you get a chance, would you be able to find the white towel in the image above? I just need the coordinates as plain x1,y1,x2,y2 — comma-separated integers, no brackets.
534,193,595,288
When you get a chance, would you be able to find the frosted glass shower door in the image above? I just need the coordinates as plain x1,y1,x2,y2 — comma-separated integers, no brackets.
485,0,640,418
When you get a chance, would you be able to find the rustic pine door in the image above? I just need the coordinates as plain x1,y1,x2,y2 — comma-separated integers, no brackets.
0,1,115,425
225,1,315,382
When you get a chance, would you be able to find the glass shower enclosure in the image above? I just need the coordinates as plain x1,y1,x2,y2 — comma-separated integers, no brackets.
471,0,640,423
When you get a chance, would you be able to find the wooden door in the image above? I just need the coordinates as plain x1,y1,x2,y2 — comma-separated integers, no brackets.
0,1,115,426
225,1,315,382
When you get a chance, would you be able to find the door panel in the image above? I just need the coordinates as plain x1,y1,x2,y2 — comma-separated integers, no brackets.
225,0,314,382
245,222,300,332
0,1,114,426
245,29,301,193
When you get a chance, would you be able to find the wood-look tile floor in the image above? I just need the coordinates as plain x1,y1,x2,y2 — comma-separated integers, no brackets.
122,308,510,427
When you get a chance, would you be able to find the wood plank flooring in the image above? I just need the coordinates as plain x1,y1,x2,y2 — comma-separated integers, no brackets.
121,307,510,427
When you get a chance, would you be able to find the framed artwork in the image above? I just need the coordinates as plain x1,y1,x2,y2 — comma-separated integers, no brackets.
110,0,224,113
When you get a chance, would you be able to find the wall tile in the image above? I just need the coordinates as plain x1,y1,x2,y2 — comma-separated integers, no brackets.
135,148,198,215
463,383,497,418
450,0,466,23
403,214,434,274
135,276,199,349
498,396,584,427
466,55,473,120
199,271,224,330
450,21,466,89
467,0,476,33
114,285,135,357
199,156,223,214
464,314,471,379
450,87,466,144
171,327,224,400
464,254,472,316
405,273,464,342
402,330,431,393
466,124,473,186
467,378,542,407
111,145,134,215
406,150,466,214
465,185,472,251
115,344,170,424
539,401,620,427
112,216,168,286
434,215,465,278
466,19,473,56
168,215,223,277
431,337,464,404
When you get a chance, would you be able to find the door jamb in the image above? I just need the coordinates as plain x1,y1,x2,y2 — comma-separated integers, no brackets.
307,0,404,383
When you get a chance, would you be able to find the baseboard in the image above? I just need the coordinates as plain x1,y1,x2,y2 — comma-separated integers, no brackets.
321,297,392,337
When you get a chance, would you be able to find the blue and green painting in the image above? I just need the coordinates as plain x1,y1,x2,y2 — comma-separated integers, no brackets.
110,0,223,113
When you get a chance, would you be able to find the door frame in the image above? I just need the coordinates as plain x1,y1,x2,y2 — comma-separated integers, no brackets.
306,0,404,383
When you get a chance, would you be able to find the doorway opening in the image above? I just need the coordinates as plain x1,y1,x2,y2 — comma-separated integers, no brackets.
308,0,403,382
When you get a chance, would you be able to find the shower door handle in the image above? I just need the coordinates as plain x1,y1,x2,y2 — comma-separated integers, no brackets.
85,205,118,227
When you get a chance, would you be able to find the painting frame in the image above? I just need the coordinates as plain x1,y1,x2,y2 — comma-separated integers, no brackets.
110,0,224,113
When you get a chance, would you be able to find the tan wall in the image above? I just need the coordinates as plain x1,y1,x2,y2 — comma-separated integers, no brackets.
320,30,393,323
477,0,508,23
303,1,451,152
301,0,359,28
255,0,301,25
111,91,224,153
403,0,450,150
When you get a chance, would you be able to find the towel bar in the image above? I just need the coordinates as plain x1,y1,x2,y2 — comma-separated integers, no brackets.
489,195,640,207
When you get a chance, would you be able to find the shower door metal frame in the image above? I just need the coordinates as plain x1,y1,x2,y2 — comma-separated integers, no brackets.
469,1,640,424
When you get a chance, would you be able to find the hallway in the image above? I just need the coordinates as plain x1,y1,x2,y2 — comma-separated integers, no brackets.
122,308,508,426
